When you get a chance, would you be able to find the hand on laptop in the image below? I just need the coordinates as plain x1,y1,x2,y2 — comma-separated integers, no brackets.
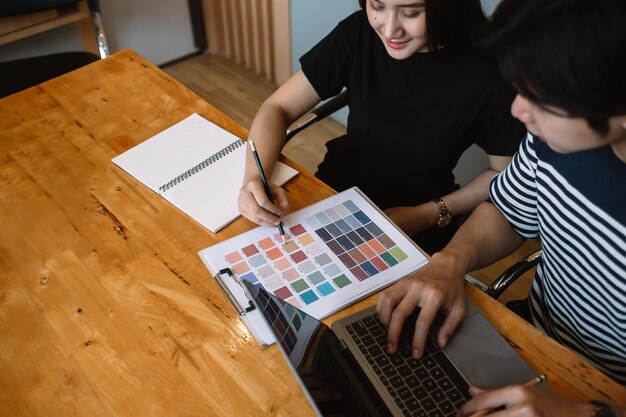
376,251,467,358
457,385,595,417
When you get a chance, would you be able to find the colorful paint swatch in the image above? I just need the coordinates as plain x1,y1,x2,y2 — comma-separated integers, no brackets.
317,282,335,296
370,256,389,271
289,224,306,236
297,233,315,246
232,261,250,275
266,247,283,260
333,204,350,217
305,215,322,230
274,286,292,300
298,260,316,274
350,265,369,281
325,208,341,221
215,195,415,315
389,246,408,262
282,240,299,253
257,264,274,278
324,263,341,278
249,253,267,268
242,244,259,257
225,251,243,264
275,257,292,271
266,276,283,289
307,271,326,285
283,268,300,281
258,237,275,250
291,279,309,292
307,243,323,256
333,274,351,288
240,271,258,284
300,290,319,305
314,253,333,266
290,250,307,263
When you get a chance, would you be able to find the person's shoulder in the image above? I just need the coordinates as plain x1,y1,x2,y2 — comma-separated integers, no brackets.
326,9,375,51
330,9,365,30
335,9,369,34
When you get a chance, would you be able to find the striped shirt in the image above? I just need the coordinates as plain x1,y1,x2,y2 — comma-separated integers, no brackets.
489,133,626,385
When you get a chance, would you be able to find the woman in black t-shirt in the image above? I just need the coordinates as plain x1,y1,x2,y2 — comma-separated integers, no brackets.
238,0,526,254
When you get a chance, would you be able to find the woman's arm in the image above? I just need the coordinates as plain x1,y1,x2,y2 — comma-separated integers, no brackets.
238,70,321,226
385,154,512,237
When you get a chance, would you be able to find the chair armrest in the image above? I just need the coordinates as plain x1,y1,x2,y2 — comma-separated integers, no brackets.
285,90,347,142
486,249,542,299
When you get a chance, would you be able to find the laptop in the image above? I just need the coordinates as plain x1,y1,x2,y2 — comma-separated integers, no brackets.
244,280,539,417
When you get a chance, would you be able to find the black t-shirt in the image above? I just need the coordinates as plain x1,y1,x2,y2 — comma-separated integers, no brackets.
301,10,526,210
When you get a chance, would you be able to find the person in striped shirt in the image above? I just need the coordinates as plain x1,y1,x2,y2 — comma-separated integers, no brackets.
376,0,626,415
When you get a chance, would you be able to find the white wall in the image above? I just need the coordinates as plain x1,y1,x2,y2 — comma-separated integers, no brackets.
290,0,359,126
99,0,197,65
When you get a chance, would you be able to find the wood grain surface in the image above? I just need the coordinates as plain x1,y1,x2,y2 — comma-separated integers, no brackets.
1,49,624,417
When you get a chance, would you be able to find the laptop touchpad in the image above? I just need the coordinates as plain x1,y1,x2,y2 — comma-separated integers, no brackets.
444,313,538,389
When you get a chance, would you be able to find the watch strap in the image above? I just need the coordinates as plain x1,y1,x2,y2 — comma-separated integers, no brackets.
433,198,451,228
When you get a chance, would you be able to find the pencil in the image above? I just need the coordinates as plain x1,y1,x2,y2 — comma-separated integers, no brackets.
248,139,286,242
467,374,547,417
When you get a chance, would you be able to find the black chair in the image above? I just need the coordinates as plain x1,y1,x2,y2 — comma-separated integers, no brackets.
465,249,542,295
0,0,109,98
285,90,348,142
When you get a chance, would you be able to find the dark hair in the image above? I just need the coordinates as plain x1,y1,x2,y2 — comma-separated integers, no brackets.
481,0,626,135
358,0,488,52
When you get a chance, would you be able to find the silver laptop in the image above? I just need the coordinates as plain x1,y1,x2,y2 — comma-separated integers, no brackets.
244,280,539,417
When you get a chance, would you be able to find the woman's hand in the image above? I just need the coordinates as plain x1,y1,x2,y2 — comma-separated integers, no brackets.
376,251,467,358
457,385,595,417
238,178,289,227
384,202,439,237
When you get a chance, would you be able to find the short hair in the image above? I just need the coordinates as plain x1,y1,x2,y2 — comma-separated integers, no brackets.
358,0,488,52
481,0,626,135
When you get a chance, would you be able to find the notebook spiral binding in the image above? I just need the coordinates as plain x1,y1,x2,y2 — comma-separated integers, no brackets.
158,138,245,193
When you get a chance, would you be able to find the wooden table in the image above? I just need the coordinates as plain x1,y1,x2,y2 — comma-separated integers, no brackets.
1,49,624,416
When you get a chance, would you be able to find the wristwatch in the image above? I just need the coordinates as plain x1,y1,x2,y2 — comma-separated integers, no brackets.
590,400,618,417
433,198,451,228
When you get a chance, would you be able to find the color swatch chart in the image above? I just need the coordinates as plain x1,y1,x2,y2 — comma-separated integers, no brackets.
199,187,428,320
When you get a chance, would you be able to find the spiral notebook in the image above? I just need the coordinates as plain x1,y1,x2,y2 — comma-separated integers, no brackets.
112,113,299,233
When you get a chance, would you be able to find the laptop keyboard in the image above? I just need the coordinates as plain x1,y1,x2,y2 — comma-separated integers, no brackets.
345,312,471,417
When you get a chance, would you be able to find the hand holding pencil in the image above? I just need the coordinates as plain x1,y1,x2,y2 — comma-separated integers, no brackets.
457,374,560,417
247,139,287,242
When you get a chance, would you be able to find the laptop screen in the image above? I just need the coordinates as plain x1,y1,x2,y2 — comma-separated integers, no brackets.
244,280,391,417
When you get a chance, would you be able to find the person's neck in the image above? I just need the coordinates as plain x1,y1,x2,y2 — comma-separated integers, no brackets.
611,138,626,164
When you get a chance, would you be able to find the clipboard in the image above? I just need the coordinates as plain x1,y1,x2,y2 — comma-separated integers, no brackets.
199,187,430,348
213,268,276,347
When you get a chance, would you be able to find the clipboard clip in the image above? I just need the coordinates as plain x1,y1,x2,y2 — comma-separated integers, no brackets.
215,268,256,316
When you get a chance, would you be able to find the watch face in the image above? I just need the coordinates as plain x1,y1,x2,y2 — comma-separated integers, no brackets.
437,215,451,228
